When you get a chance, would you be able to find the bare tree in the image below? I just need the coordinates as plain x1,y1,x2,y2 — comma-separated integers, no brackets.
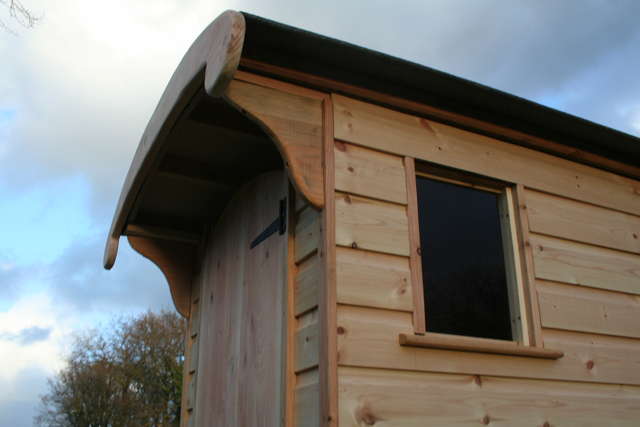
0,0,38,33
35,310,186,427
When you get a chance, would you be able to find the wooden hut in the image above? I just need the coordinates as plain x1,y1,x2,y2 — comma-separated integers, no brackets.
104,11,640,426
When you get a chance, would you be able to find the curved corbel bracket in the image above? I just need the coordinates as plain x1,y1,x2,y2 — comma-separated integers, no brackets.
224,79,325,209
127,236,195,317
104,10,245,269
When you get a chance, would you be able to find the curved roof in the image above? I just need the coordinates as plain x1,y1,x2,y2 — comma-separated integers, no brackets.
105,10,640,269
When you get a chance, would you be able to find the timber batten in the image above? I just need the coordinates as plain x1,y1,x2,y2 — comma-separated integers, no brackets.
104,10,640,427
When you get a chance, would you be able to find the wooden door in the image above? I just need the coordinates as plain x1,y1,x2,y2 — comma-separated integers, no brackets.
194,170,288,426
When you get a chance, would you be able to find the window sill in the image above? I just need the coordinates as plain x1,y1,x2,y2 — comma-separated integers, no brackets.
399,333,563,360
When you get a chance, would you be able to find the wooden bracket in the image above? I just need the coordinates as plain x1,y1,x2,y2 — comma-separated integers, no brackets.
127,235,195,317
224,79,325,209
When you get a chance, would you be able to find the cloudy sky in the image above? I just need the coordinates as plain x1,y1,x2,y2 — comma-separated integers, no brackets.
1,0,639,424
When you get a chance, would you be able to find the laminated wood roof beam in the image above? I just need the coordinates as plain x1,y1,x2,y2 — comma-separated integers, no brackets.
104,10,245,269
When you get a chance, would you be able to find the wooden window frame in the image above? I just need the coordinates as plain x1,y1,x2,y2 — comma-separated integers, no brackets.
403,157,562,359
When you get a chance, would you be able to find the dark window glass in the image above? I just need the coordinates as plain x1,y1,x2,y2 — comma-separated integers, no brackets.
416,176,512,341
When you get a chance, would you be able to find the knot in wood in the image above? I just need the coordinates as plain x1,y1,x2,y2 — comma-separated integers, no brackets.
355,402,381,426
586,360,594,370
481,415,490,425
337,326,346,335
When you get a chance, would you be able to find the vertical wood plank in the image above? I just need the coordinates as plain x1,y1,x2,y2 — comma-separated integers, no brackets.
498,188,525,344
514,184,543,346
403,157,426,334
320,95,338,427
285,188,296,427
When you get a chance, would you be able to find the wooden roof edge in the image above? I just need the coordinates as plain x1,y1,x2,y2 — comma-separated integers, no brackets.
103,10,245,269
239,13,640,177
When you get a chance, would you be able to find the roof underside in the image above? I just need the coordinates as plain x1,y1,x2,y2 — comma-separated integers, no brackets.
131,91,281,236
240,12,640,168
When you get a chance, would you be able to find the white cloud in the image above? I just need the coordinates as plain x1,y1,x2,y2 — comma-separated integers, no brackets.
0,294,69,412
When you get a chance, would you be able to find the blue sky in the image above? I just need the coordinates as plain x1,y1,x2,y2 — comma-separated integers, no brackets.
1,0,639,425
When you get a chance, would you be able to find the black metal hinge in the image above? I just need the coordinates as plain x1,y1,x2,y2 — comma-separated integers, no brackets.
250,197,287,249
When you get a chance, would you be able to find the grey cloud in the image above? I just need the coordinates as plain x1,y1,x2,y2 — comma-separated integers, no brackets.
239,0,640,135
46,233,174,315
0,326,52,345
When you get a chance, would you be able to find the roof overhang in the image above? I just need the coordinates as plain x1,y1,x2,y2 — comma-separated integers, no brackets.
104,10,245,269
105,10,640,273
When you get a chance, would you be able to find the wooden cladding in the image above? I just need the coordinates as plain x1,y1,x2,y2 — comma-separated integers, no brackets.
336,304,640,385
335,192,410,256
333,93,640,216
225,79,325,208
538,280,640,339
531,233,640,295
338,367,640,427
330,92,640,425
527,189,640,255
334,141,407,204
336,247,413,312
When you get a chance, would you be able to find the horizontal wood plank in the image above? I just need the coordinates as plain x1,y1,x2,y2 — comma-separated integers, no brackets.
527,189,640,254
542,329,640,385
295,380,320,427
338,366,640,427
295,255,320,316
335,192,410,256
334,141,407,204
530,234,640,295
336,304,640,385
336,247,413,311
538,280,640,338
296,321,319,373
333,94,640,216
295,206,321,263
399,332,563,359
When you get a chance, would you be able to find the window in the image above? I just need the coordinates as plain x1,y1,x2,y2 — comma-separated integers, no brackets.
414,163,523,342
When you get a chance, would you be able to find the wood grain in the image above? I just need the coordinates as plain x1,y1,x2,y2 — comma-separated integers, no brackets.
295,379,320,427
333,94,640,216
538,280,640,338
338,366,640,427
295,206,321,264
530,233,640,295
527,188,640,254
296,322,320,372
225,79,324,208
512,184,542,346
295,255,320,316
336,247,412,312
336,304,640,385
194,171,286,427
542,328,640,386
334,141,407,204
335,192,410,256
399,332,563,359
319,94,339,427
403,157,426,333
241,58,640,181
